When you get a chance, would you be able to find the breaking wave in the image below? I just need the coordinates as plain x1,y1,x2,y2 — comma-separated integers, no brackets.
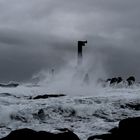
0,86,140,140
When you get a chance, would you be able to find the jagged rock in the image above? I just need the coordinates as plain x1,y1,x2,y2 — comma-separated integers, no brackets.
110,77,118,85
33,109,46,121
120,103,140,110
88,134,114,140
10,114,28,123
32,94,66,99
117,77,123,84
119,117,140,136
0,83,19,88
87,117,140,140
1,128,80,140
126,76,135,86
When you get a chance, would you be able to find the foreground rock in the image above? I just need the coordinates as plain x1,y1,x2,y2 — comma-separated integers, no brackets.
120,103,140,110
32,94,66,99
88,117,140,140
1,128,80,140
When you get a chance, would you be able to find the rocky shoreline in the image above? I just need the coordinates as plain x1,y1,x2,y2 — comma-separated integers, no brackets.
88,117,140,140
1,117,140,140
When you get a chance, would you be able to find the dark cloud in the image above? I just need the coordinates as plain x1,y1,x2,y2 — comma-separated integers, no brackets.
0,0,140,82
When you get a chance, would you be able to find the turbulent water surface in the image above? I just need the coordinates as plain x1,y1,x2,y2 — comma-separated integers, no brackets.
0,85,140,140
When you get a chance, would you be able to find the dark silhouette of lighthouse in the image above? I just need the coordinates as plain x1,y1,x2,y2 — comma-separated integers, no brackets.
77,40,87,65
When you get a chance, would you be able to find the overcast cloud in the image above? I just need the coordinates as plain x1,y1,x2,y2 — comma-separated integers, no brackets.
0,0,140,82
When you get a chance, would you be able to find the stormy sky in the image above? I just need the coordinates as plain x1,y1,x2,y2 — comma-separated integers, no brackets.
0,0,140,82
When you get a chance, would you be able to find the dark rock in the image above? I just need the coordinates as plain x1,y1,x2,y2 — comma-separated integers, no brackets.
88,117,140,140
126,76,135,86
121,103,140,110
88,134,113,140
106,78,112,82
33,109,48,121
10,114,27,123
109,77,123,85
32,94,66,99
110,77,118,85
0,93,18,98
117,77,123,84
37,109,45,120
0,83,19,88
1,128,80,140
119,117,140,135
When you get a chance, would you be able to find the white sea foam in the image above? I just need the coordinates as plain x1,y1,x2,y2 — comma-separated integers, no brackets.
0,84,140,140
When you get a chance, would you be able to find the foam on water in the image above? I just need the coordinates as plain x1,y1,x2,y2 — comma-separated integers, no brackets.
0,85,140,140
0,59,139,140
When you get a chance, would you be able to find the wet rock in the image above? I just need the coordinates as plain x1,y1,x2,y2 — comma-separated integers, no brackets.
110,77,118,85
117,77,123,84
120,103,140,110
119,117,140,136
1,128,80,140
0,83,19,88
88,134,113,140
109,77,123,85
126,76,135,86
10,114,28,123
38,109,45,119
32,94,66,99
0,93,18,98
33,109,46,121
88,117,140,140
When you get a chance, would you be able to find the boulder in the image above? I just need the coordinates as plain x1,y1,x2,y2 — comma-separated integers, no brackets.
1,128,80,140
88,117,140,140
126,76,135,86
0,83,19,88
119,117,140,137
32,94,66,99
110,77,118,85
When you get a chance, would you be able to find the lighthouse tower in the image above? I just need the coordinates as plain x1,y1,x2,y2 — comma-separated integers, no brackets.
77,40,87,65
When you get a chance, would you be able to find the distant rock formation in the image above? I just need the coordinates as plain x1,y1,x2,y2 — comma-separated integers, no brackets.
126,76,135,86
1,128,80,140
117,77,123,84
106,77,123,85
105,76,136,87
88,117,140,140
32,94,66,100
110,77,118,85
0,82,19,88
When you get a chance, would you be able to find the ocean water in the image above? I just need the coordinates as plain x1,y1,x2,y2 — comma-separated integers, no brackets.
0,84,140,140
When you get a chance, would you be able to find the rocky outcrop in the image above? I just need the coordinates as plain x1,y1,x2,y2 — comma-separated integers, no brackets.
126,76,135,86
88,117,140,140
105,76,135,86
32,94,66,99
1,128,80,140
0,83,19,88
120,103,140,110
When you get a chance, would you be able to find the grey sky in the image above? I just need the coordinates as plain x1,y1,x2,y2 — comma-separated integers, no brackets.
0,0,140,82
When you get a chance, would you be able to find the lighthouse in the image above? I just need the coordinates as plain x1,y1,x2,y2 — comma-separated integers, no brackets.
77,40,87,65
